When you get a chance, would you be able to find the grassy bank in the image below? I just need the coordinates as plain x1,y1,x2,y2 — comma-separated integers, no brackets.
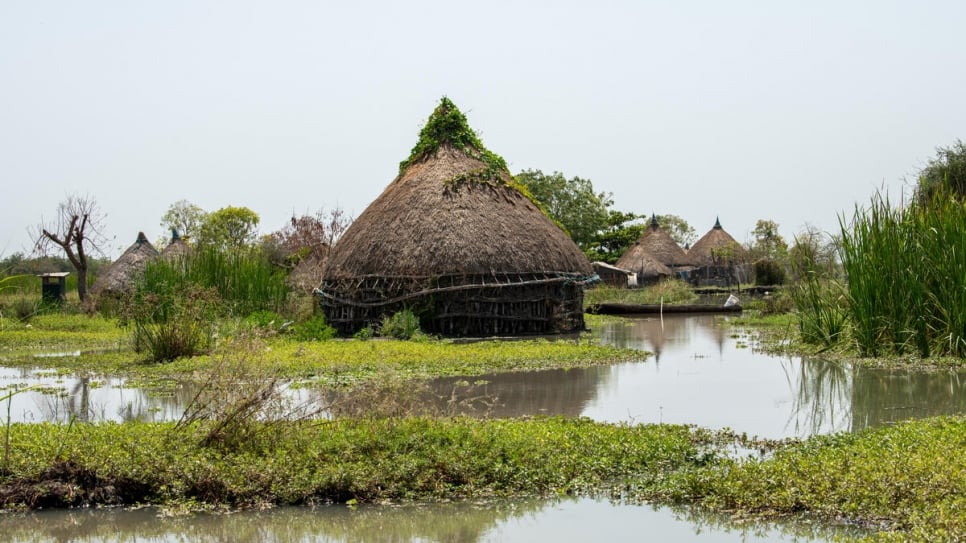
0,313,643,386
0,417,702,509
2,416,964,540
642,416,966,542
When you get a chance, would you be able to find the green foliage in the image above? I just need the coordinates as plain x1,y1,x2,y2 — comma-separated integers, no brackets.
293,314,336,341
788,239,846,347
245,310,285,332
654,214,697,247
584,279,697,306
584,210,645,264
119,283,220,362
915,139,966,205
0,417,701,508
515,169,612,250
753,258,786,286
748,219,788,261
380,309,424,340
656,417,966,541
839,190,966,357
196,206,261,249
400,97,507,175
140,245,288,317
160,199,209,241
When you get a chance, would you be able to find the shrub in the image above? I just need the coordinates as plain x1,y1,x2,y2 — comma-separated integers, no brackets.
119,283,220,362
753,258,786,286
293,314,336,341
380,309,423,340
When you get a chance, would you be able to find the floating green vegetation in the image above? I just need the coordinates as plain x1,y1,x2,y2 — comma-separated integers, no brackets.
639,416,966,541
0,418,702,509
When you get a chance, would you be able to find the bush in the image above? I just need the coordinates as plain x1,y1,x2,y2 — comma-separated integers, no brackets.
380,309,423,340
119,283,220,362
753,258,786,285
245,310,285,333
293,314,336,341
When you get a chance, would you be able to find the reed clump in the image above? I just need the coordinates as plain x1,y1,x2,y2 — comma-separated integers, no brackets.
841,191,966,357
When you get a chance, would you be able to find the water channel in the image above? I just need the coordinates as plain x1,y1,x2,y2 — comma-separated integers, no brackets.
2,314,964,540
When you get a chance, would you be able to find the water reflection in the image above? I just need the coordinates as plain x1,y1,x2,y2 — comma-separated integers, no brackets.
0,497,866,542
425,315,966,438
3,315,966,439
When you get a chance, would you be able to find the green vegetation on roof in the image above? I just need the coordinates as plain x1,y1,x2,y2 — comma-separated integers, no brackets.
399,97,508,179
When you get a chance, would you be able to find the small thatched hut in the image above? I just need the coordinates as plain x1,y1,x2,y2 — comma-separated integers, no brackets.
688,218,749,286
592,261,638,287
616,215,692,281
318,97,596,336
160,229,191,260
91,232,159,296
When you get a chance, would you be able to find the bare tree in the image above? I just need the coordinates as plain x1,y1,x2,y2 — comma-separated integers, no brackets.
32,194,108,302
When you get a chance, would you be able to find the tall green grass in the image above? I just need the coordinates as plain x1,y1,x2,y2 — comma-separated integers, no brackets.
788,240,846,348
140,246,289,317
799,191,966,357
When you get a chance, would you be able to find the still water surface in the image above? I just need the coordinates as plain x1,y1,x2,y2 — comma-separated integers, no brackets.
0,497,866,542
5,315,943,541
3,315,966,439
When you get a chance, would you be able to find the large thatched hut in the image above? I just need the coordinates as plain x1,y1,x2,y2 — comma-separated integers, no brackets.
616,215,692,281
688,218,749,286
318,98,596,336
91,232,159,297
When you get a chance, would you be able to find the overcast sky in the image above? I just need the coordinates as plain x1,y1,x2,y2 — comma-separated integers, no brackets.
3,1,964,259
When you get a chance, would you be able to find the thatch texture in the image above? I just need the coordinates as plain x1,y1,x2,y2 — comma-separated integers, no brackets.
91,232,159,296
689,218,748,266
161,230,191,260
613,247,673,285
617,216,693,270
320,98,595,336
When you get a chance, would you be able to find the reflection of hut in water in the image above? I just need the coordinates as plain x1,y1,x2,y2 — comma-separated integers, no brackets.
688,218,749,287
160,229,191,260
396,366,608,419
617,215,692,284
91,232,159,299
592,261,637,287
319,98,596,337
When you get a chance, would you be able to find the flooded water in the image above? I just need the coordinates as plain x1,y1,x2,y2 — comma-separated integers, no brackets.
0,497,866,542
3,315,966,440
3,314,936,541
427,315,966,438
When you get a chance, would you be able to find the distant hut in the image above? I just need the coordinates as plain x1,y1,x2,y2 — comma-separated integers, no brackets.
318,97,596,337
592,261,638,287
616,215,692,282
160,229,191,260
688,218,749,286
91,232,160,297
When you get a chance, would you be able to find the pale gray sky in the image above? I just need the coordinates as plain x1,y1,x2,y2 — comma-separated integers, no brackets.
3,1,964,258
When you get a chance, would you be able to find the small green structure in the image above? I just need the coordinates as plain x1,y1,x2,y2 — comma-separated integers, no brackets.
38,271,70,304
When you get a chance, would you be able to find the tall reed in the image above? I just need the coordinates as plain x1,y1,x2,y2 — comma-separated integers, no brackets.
788,240,846,347
838,191,966,357
140,246,289,317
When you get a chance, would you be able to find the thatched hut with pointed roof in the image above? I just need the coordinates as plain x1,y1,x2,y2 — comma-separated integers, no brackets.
91,232,159,297
161,229,191,260
689,218,750,286
616,215,692,282
318,98,596,336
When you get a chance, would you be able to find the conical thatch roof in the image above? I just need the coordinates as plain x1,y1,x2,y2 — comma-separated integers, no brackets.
161,229,191,260
614,247,673,280
689,217,748,266
320,97,594,336
617,215,693,269
323,99,592,280
92,232,159,295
